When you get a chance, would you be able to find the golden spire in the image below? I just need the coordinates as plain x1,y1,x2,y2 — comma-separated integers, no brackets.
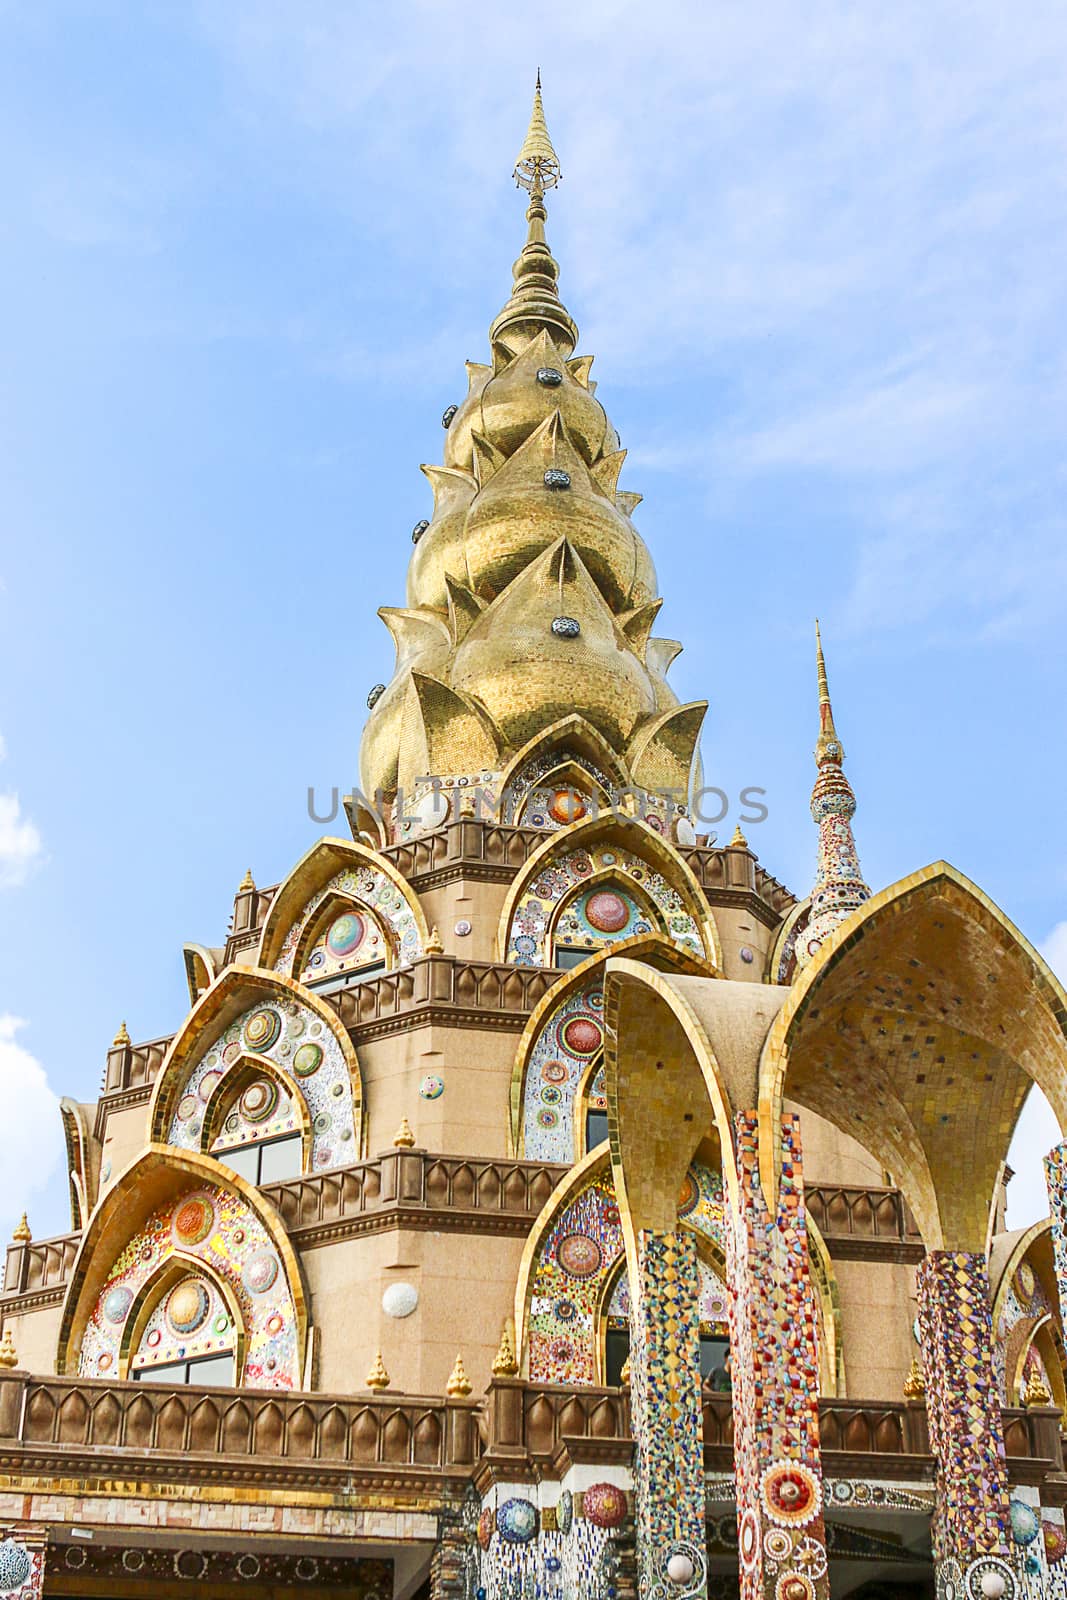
113,1021,130,1048
238,868,256,892
513,71,561,193
425,925,444,955
12,1214,31,1244
392,1116,416,1149
0,1328,17,1370
903,1355,925,1400
446,1353,473,1397
490,76,578,356
814,619,843,766
366,1350,390,1390
492,1320,519,1377
729,822,749,849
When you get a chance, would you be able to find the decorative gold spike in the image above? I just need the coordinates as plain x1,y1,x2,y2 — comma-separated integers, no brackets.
471,431,507,485
619,1355,631,1387
617,490,643,517
814,619,843,765
238,868,255,892
1024,1368,1052,1406
12,1214,31,1244
446,1353,473,1398
618,601,663,661
405,673,501,778
628,701,708,793
589,449,626,500
646,638,683,680
565,354,594,388
465,360,491,392
444,575,486,646
492,1322,519,1377
426,925,444,955
730,823,749,849
0,1329,18,1370
366,1350,390,1390
112,1021,130,1048
378,606,451,667
393,1117,417,1148
903,1356,926,1400
513,72,561,193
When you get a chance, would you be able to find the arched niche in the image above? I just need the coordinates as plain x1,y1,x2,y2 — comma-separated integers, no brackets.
508,934,718,1161
766,898,809,986
758,862,1067,1252
289,889,395,988
495,715,628,830
60,1098,94,1231
57,1146,309,1389
514,1148,839,1394
120,1256,242,1386
257,838,428,978
202,1053,311,1186
497,814,721,971
601,1245,731,1389
149,967,362,1172
990,1221,1066,1407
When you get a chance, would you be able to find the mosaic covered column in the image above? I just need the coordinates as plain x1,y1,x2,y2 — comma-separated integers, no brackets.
726,1114,829,1600
917,1249,1015,1600
1044,1144,1067,1345
628,1227,708,1599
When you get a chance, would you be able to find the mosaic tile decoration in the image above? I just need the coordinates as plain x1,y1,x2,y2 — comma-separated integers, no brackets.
299,904,391,984
506,844,705,966
629,1228,706,1598
471,1480,622,1600
918,1249,1011,1578
1045,1145,1067,1376
994,1249,1055,1403
526,1163,725,1384
78,1184,298,1388
166,994,357,1173
0,1540,44,1600
130,1272,236,1375
521,977,607,1162
273,864,422,973
607,1254,729,1335
727,1113,829,1600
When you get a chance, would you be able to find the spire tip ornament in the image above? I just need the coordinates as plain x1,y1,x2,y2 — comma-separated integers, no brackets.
903,1355,926,1400
113,1021,130,1048
513,72,561,193
446,1353,473,1397
0,1328,17,1370
12,1214,30,1244
366,1350,390,1391
492,1321,519,1378
392,1117,416,1149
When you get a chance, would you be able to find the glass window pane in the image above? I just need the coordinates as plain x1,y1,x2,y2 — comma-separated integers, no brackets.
258,1134,304,1184
217,1144,260,1183
189,1353,235,1388
586,1110,610,1151
555,946,597,971
605,1329,630,1387
133,1360,187,1385
702,1335,731,1388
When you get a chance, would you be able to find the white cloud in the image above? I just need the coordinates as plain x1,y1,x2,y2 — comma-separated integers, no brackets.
0,737,43,888
0,1018,63,1252
1005,923,1067,1230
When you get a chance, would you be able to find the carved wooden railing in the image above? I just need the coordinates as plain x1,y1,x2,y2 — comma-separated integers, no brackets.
326,956,559,1031
806,1185,921,1246
2,1234,79,1300
1,1372,478,1471
263,1150,564,1237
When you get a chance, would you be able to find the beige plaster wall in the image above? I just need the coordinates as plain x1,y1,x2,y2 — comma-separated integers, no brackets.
3,1301,62,1377
834,1256,917,1399
304,1227,522,1396
358,1023,517,1159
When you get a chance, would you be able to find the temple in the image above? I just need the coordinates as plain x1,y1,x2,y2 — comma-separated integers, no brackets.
2,81,1067,1600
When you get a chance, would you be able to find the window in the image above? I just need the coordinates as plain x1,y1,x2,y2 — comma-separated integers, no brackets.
585,1109,609,1150
133,1351,235,1387
218,1132,303,1186
555,946,598,971
702,1334,730,1389
605,1328,629,1388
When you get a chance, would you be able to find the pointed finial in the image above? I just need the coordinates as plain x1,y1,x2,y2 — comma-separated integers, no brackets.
619,1355,631,1387
729,822,749,849
0,1329,18,1370
446,1353,473,1397
113,1021,130,1048
426,925,444,955
239,868,256,892
903,1355,925,1400
492,1321,519,1378
366,1350,390,1390
393,1117,416,1149
12,1214,31,1244
814,619,843,766
513,73,561,193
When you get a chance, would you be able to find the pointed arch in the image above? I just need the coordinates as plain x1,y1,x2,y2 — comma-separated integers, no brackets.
496,813,721,970
57,1145,309,1388
201,1051,312,1177
765,896,810,986
118,1252,244,1382
990,1220,1065,1406
60,1098,94,1231
183,944,219,1007
508,934,719,1159
148,967,362,1168
257,837,428,975
758,861,1067,1251
495,714,629,826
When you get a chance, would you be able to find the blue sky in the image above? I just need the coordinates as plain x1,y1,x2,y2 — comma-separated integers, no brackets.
2,1,1066,1244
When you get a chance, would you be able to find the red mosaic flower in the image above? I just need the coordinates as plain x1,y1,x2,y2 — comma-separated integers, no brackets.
1045,1521,1067,1564
561,1017,602,1057
761,1462,820,1528
476,1507,494,1551
581,1482,627,1529
556,1233,603,1279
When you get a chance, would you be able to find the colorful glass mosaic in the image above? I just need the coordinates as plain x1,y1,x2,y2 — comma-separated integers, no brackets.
918,1248,1012,1586
521,978,606,1161
508,747,619,829
506,844,705,966
727,1113,829,1600
167,994,357,1173
629,1228,706,1598
273,863,422,973
527,1164,725,1384
131,1273,235,1375
78,1184,298,1387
